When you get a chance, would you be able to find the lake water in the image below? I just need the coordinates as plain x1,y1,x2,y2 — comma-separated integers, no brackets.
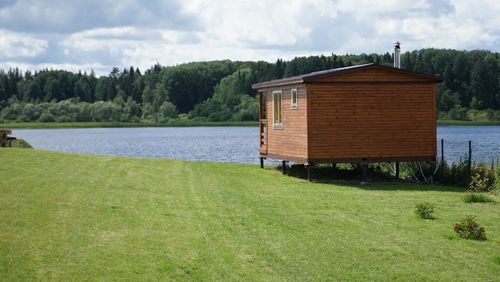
12,126,500,164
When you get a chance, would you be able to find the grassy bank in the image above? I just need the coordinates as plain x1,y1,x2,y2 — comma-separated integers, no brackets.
0,149,499,280
0,120,258,129
437,120,500,126
1,120,499,129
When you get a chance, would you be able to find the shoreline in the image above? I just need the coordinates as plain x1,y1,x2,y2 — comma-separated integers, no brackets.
1,120,500,129
0,120,258,129
437,120,500,126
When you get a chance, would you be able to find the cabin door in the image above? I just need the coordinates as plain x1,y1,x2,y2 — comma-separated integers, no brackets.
259,92,268,154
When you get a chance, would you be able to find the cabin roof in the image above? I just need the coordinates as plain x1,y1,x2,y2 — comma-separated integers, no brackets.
251,63,442,89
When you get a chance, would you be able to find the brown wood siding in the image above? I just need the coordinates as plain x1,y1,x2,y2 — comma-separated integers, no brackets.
307,82,436,161
265,85,308,160
312,68,434,82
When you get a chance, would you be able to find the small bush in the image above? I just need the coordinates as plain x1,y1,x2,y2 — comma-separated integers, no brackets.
469,165,495,192
437,157,470,187
494,256,500,265
38,111,55,122
414,202,435,219
469,173,489,192
463,193,495,203
10,139,33,148
493,167,500,196
453,216,486,240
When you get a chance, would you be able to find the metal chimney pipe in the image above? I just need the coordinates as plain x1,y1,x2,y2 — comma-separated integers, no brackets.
394,41,401,68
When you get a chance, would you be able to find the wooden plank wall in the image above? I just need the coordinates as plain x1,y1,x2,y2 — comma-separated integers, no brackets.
307,82,436,161
265,85,308,160
313,68,435,82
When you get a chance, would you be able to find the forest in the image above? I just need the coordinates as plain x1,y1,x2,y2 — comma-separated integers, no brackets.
0,48,499,123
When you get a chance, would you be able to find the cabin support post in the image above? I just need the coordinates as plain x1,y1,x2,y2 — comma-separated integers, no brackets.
305,162,313,182
281,160,287,175
331,163,337,175
429,161,436,184
260,157,264,169
395,162,400,178
361,163,369,180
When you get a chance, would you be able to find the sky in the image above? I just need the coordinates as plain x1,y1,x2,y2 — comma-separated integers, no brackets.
1,0,499,75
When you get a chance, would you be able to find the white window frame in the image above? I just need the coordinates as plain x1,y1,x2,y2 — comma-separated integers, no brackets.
272,90,283,129
291,88,298,109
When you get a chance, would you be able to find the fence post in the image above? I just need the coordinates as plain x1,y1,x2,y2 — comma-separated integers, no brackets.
468,140,472,182
440,139,444,180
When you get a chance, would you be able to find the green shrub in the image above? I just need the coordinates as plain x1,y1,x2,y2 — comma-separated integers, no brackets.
493,167,500,196
401,162,433,183
469,165,495,192
437,157,470,187
437,159,498,189
9,138,32,148
463,193,495,203
38,111,55,122
494,256,500,265
447,105,468,120
469,173,490,192
453,216,486,240
414,202,435,219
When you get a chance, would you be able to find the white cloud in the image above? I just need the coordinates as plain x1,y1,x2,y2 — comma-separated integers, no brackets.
1,0,499,74
181,0,337,49
61,27,162,53
310,0,500,53
58,26,299,72
0,0,195,33
120,42,299,69
400,17,495,50
0,61,110,75
0,29,47,57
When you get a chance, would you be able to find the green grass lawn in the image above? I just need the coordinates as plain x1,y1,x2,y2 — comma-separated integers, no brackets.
0,149,499,280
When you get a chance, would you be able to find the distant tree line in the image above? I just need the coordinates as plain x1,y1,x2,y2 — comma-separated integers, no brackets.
400,49,500,121
0,48,499,123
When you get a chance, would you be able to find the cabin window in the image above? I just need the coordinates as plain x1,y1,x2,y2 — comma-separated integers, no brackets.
291,88,298,109
272,90,282,128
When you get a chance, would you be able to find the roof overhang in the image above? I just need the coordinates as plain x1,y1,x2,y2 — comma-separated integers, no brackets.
252,63,443,90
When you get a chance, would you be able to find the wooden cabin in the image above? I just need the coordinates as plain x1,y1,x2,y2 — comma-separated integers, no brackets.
252,63,442,172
